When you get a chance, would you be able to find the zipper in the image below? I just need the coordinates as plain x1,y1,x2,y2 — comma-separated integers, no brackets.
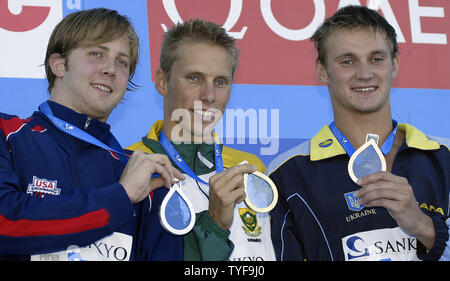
84,117,92,130
193,145,210,199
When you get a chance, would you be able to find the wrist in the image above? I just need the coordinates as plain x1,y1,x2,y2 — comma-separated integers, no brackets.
208,209,230,230
415,214,435,250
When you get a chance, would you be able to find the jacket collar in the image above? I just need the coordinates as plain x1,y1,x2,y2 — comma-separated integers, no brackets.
142,120,224,174
310,123,441,161
40,100,112,142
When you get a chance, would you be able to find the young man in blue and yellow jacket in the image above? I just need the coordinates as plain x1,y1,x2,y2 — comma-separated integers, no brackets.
129,19,276,261
267,6,449,261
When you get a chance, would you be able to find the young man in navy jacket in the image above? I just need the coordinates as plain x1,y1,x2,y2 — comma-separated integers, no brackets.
267,6,449,261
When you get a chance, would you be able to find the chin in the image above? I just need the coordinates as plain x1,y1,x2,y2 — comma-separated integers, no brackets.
352,104,385,114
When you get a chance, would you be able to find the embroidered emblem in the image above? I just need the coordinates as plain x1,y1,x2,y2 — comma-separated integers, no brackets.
344,191,364,211
319,139,333,148
239,208,262,238
27,176,61,198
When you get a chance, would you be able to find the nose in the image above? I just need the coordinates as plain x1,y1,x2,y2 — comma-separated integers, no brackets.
199,81,215,103
101,59,116,77
355,61,374,81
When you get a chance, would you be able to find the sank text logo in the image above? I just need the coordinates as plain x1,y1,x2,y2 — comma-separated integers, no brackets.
342,228,418,261
27,176,61,197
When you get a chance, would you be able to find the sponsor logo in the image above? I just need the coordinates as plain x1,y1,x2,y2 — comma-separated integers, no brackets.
319,139,333,148
418,202,444,215
31,232,132,261
229,256,265,261
27,176,61,197
342,228,419,261
344,191,364,211
239,208,262,240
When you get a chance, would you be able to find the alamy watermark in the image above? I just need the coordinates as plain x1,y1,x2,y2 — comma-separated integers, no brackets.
171,101,279,156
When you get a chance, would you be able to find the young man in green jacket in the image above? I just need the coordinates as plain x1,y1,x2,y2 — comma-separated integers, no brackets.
129,19,275,261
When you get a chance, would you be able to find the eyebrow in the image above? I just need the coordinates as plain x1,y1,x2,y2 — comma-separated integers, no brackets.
186,71,232,81
335,50,389,60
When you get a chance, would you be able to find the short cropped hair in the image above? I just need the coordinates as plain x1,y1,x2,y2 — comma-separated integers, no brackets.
311,5,398,66
44,8,139,92
160,18,239,80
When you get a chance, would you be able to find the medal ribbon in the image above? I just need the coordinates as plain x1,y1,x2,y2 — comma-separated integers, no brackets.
40,102,159,178
329,120,398,157
159,130,224,185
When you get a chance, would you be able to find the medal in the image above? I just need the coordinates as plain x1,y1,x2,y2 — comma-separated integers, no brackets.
158,131,224,235
159,181,196,235
244,171,278,213
329,121,397,183
347,135,386,183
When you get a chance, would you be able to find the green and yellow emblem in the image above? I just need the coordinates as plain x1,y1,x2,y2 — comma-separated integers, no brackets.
239,208,262,237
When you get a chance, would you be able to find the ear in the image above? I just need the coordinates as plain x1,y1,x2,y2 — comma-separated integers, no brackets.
391,53,400,79
48,53,66,78
315,59,329,84
155,68,168,97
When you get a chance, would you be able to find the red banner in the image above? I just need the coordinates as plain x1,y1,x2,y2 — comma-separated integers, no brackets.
148,0,450,89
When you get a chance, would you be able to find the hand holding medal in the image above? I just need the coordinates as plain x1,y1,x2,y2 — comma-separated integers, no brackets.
224,161,278,214
208,163,259,230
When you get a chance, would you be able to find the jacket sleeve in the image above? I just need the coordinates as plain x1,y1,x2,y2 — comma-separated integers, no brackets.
438,218,450,261
0,130,135,256
417,214,449,261
184,210,234,261
269,169,306,261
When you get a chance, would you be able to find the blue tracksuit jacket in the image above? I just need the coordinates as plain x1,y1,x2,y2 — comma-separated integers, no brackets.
0,101,182,260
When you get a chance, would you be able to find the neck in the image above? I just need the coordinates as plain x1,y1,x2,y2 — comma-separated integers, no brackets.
334,111,393,149
49,91,108,122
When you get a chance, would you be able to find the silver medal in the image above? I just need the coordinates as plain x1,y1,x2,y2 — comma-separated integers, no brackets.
244,171,278,213
348,134,386,183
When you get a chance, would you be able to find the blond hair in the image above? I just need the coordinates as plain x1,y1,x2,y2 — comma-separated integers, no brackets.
44,8,139,92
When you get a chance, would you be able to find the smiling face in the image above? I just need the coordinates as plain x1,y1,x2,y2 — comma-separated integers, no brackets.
316,28,399,117
156,41,233,143
49,35,131,122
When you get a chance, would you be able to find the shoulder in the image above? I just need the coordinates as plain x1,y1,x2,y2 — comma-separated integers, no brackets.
127,140,154,154
427,135,450,151
265,139,311,176
222,146,266,173
0,113,35,140
400,123,449,151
